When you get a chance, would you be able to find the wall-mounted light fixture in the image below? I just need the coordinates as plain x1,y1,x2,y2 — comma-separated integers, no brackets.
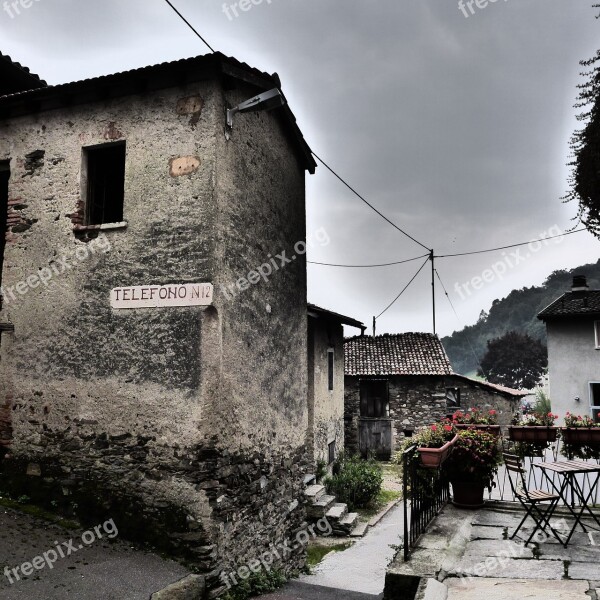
226,88,285,129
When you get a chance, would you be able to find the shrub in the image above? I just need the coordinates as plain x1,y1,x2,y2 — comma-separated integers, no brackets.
325,454,383,510
221,570,287,600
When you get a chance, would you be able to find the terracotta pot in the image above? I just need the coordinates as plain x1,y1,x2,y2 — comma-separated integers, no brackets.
508,426,557,442
418,434,458,469
451,480,485,508
562,427,600,445
454,424,501,437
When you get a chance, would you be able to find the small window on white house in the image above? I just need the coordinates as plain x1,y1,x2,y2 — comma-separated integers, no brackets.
595,322,600,349
83,142,126,226
327,348,334,391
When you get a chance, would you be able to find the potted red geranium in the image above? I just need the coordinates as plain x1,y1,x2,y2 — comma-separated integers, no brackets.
451,408,501,437
508,411,559,443
445,429,501,508
562,413,600,459
415,423,458,469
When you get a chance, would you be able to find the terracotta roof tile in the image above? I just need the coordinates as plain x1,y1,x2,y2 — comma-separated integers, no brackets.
344,333,453,376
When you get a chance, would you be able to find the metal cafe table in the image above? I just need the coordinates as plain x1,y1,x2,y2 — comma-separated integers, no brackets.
534,459,600,547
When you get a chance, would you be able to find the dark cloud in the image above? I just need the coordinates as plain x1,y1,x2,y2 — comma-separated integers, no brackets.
1,0,599,335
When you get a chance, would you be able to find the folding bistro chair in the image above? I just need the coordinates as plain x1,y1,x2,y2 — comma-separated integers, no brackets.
503,452,564,546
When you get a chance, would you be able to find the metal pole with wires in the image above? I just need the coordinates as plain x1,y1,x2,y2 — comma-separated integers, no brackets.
430,250,436,335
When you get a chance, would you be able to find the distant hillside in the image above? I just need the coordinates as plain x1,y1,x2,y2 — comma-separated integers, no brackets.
442,259,600,374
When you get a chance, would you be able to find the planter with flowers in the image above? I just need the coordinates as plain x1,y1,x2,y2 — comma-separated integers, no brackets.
451,409,501,437
562,413,600,460
445,429,501,508
508,412,559,443
414,423,458,469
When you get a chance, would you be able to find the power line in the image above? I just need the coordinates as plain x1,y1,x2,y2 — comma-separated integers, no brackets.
434,268,488,379
311,152,432,253
307,253,430,268
376,256,430,320
163,0,216,53
435,228,587,259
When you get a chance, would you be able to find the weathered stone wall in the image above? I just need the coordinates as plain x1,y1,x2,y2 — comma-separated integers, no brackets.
446,376,518,427
307,318,344,467
0,74,309,596
345,375,518,455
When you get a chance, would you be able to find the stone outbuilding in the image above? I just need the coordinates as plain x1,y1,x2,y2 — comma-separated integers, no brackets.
344,333,525,458
0,51,316,595
307,304,364,470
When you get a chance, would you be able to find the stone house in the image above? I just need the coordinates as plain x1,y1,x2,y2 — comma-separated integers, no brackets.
344,333,525,458
307,304,364,470
0,51,317,595
538,275,600,423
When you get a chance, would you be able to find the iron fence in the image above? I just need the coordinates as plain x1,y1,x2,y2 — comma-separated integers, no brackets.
402,444,449,561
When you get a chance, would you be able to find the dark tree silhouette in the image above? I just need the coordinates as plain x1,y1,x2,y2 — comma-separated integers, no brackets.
565,5,600,236
478,331,547,390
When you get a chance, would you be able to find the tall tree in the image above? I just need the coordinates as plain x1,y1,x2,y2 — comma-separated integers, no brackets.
478,331,547,390
565,5,600,236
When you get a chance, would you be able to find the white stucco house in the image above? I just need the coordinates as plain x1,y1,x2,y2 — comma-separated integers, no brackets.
538,275,600,423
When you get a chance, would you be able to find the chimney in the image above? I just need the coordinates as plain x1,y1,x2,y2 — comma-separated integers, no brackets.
572,274,589,296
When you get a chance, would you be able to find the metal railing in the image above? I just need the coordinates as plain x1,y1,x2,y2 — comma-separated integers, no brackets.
402,434,600,561
492,437,600,506
403,444,449,561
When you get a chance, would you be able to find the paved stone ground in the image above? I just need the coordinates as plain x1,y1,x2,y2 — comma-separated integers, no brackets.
0,505,190,599
386,502,600,599
261,503,403,599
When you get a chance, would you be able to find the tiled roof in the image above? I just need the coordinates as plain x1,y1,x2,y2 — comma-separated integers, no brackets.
538,291,600,320
307,304,365,330
450,374,528,398
0,52,315,173
0,52,46,95
344,333,453,376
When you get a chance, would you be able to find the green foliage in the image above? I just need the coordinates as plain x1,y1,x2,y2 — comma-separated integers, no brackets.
533,388,552,415
477,331,547,390
442,260,600,374
221,570,287,600
307,542,352,569
315,460,328,484
325,454,383,510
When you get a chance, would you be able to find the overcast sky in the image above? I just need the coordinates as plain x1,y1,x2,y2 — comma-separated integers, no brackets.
2,0,600,337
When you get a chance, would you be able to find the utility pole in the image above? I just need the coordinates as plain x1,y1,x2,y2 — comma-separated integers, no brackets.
430,250,436,335
372,316,376,337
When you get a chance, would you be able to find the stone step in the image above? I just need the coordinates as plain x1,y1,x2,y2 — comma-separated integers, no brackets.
326,502,348,521
349,521,370,537
331,512,360,537
307,494,336,519
304,484,326,502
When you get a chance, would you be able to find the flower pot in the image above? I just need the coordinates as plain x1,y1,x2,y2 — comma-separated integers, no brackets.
454,424,501,437
508,426,557,443
451,480,485,508
561,427,600,445
418,435,458,469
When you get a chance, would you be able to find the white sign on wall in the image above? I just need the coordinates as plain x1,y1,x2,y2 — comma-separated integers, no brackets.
110,283,213,309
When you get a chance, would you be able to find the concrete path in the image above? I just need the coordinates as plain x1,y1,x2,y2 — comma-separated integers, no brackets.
279,502,403,598
0,505,190,599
